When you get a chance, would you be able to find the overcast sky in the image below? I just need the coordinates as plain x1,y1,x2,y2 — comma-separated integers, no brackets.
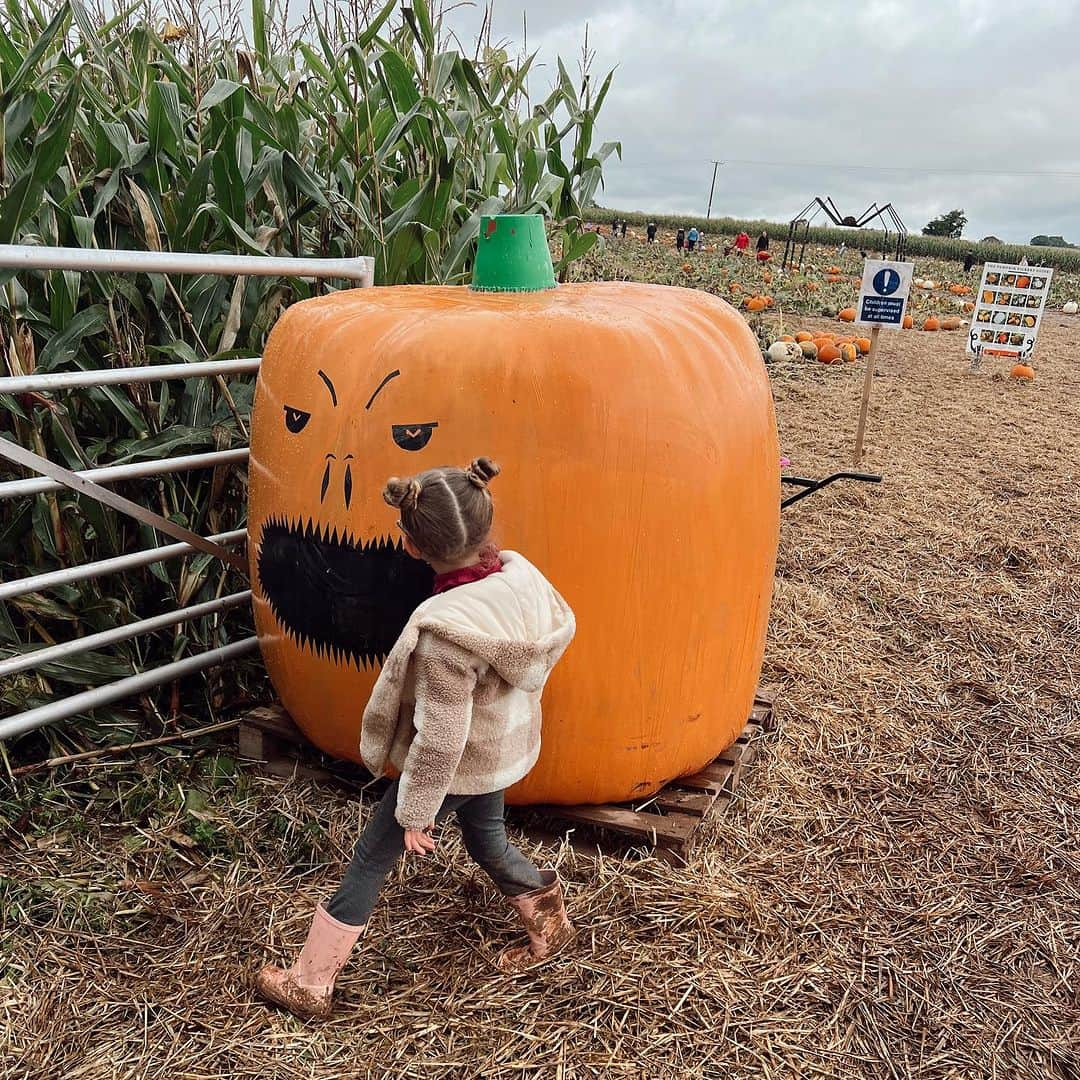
446,0,1080,243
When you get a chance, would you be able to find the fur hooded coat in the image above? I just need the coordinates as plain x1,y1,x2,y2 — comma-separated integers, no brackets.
359,551,575,830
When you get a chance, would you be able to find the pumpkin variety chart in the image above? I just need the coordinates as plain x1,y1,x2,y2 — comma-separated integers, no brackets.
967,262,1053,361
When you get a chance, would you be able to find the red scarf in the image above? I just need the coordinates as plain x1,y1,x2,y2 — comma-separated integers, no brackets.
432,546,502,595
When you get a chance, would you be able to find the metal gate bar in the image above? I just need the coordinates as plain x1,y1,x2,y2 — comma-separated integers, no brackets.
1,530,247,602
0,448,250,500
0,591,252,678
0,357,261,394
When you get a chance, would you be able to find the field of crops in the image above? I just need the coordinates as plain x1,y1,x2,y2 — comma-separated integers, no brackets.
0,0,615,761
591,209,1080,273
568,226,1080,332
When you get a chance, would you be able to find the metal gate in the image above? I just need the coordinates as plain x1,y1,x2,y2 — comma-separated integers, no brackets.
0,245,374,741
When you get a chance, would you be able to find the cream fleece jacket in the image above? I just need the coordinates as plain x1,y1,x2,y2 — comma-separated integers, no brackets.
359,551,576,830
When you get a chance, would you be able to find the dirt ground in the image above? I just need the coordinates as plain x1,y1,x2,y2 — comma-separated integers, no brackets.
2,317,1078,1079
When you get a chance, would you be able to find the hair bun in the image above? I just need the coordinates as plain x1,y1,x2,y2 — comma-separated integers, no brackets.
464,456,500,489
383,476,422,511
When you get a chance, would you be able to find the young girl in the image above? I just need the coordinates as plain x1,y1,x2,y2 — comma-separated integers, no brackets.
255,457,577,1020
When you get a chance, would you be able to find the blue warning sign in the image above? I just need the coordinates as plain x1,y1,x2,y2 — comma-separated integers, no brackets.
856,259,914,328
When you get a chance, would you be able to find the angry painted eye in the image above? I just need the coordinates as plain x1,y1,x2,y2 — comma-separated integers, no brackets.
392,422,438,452
284,406,311,434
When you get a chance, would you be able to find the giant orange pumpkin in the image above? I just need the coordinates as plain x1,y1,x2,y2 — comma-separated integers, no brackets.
248,215,780,806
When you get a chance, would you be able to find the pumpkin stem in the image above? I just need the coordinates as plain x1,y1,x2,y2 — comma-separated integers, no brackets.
471,215,557,292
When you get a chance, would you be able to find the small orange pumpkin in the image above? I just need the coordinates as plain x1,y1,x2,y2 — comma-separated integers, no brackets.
1010,363,1035,381
826,265,841,275
963,302,975,313
762,272,773,284
806,282,820,292
826,274,843,284
948,284,971,296
903,314,914,329
794,331,814,343
838,307,856,322
729,282,742,293
854,337,872,355
923,317,940,331
941,317,962,330
780,334,795,343
818,344,842,364
682,263,693,273
745,296,768,312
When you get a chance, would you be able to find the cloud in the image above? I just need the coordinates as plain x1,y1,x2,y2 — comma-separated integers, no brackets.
448,0,1080,243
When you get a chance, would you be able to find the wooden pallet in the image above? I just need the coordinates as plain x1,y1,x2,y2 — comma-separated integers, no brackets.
237,689,777,865
525,690,775,865
238,706,376,790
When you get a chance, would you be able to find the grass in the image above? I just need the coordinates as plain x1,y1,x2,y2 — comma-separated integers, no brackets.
3,249,1078,1077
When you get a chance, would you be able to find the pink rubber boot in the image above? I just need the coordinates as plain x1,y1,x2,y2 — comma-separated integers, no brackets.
496,870,577,974
254,905,365,1019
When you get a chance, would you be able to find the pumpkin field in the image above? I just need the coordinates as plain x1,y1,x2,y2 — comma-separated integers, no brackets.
4,226,1078,1078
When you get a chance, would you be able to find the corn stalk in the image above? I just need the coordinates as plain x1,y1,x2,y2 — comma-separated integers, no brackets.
0,0,619,754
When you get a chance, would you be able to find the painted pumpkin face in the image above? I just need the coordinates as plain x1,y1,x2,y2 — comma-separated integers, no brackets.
249,282,780,805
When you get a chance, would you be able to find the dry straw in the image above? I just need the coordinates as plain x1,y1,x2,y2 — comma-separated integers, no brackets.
2,319,1078,1078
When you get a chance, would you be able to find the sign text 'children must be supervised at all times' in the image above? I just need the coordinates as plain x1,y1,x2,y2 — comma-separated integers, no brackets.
856,260,915,328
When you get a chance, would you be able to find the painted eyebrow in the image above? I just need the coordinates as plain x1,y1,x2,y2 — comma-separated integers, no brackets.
317,369,337,407
365,369,401,411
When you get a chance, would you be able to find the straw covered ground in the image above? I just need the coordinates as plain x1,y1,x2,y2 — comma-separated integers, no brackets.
2,316,1078,1079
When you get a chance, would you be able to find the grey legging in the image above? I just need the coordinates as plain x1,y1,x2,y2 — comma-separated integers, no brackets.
325,778,545,926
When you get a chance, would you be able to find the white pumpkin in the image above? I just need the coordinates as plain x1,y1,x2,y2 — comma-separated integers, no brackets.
1064,300,1078,314
768,340,802,362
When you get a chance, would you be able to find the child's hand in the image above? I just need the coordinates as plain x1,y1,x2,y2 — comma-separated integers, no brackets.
404,826,436,855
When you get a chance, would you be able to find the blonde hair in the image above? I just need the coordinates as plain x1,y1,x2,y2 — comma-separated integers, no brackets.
384,457,500,561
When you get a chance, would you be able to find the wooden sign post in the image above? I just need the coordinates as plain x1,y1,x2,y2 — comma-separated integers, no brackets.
853,324,881,465
852,258,914,465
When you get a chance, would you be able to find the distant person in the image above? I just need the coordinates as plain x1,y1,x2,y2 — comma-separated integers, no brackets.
610,219,618,238
646,221,658,243
620,220,627,238
676,228,686,251
734,231,750,254
756,231,769,253
963,251,976,272
687,226,699,252
859,249,867,259
1019,255,1029,266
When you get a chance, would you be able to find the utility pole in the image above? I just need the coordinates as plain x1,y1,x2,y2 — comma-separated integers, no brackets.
706,161,723,220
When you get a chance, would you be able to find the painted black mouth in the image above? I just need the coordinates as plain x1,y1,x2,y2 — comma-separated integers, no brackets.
257,516,435,668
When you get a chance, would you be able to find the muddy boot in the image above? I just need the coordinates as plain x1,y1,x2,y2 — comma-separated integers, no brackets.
496,870,577,974
254,904,365,1019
